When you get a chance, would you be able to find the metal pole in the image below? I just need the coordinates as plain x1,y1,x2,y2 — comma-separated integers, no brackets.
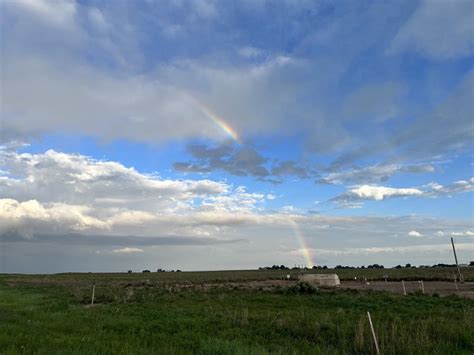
451,237,464,283
367,311,380,355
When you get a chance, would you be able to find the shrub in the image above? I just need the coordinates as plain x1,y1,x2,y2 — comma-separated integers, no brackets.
286,282,318,294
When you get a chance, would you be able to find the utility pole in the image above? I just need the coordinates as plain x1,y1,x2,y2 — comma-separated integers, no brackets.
451,237,464,283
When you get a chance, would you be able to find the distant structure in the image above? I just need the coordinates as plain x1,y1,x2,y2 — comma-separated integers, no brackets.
298,274,340,287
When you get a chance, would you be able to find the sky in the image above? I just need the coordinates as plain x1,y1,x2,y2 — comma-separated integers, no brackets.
0,0,473,273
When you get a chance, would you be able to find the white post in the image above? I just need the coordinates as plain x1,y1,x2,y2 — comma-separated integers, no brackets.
418,281,424,294
402,280,407,295
91,283,96,306
454,275,458,291
367,311,380,355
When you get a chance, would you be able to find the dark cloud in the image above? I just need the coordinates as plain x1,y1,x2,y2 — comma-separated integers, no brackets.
1,232,244,247
174,143,313,182
271,160,312,179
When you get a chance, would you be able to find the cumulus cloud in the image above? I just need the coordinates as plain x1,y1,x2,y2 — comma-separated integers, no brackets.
0,199,107,239
408,230,422,238
334,185,422,206
0,149,227,211
332,178,474,207
0,149,277,241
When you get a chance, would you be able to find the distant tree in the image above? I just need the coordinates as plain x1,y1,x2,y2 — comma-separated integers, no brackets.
142,270,150,273
395,265,402,269
322,265,328,269
469,261,474,266
405,263,411,268
127,270,133,273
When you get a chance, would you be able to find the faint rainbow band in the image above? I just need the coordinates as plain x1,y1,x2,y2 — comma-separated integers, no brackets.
182,93,241,144
289,219,314,268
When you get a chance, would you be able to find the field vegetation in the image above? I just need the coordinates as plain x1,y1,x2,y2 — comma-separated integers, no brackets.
0,268,473,354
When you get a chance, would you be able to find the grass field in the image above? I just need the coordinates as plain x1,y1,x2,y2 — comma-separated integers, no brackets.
1,268,473,354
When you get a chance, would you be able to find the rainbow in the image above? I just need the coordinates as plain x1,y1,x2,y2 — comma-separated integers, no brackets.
183,93,241,144
194,101,241,144
289,219,314,268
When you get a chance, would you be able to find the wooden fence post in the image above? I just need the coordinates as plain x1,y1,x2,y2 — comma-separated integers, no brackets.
402,280,406,295
91,283,96,306
367,311,380,355
418,281,424,294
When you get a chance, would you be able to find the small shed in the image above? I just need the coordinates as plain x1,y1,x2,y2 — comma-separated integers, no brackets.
298,274,340,287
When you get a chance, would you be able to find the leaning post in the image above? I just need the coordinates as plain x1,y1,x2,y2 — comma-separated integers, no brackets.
451,237,464,283
367,311,380,355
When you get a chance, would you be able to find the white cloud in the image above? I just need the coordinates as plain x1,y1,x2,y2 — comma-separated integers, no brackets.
305,243,474,257
435,231,444,237
320,163,435,185
0,198,108,239
332,178,474,207
0,149,227,211
0,149,280,239
112,247,144,254
451,231,474,237
347,185,422,201
425,179,474,197
408,230,422,238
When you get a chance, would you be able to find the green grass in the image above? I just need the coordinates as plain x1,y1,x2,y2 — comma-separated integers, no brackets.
0,270,473,354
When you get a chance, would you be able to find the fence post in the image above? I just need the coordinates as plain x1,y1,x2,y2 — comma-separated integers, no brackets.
418,281,424,294
367,311,380,355
91,283,96,306
402,280,407,295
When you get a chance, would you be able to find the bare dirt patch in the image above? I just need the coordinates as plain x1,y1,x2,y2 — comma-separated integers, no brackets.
182,279,474,298
340,280,474,298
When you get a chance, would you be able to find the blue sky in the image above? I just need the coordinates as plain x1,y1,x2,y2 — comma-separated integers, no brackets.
0,0,473,272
